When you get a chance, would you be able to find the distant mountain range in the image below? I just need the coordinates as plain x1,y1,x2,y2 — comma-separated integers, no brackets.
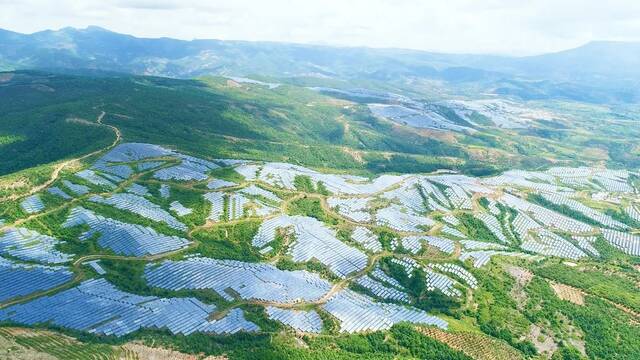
1,26,639,102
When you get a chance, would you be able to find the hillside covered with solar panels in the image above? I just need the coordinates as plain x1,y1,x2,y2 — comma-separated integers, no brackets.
0,139,638,360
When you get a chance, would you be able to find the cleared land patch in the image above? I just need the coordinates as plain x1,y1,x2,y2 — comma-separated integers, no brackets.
419,327,524,360
549,281,585,305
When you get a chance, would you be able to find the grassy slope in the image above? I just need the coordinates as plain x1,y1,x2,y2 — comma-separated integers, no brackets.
6,69,638,184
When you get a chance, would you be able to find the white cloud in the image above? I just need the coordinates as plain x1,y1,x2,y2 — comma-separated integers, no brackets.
0,0,639,55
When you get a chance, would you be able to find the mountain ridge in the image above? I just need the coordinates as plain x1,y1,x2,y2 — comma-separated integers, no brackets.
1,26,639,86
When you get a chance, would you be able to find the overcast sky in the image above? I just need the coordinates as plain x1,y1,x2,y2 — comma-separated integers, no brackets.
1,0,639,55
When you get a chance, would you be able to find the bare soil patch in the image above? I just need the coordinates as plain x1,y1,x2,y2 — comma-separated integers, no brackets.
550,282,584,305
526,324,558,357
0,334,56,360
505,265,533,309
342,147,364,163
123,343,227,360
420,327,524,360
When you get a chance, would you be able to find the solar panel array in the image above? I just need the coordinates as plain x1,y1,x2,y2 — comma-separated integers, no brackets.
62,180,90,195
440,225,466,239
442,214,460,226
424,269,461,297
431,263,478,289
327,197,371,222
401,236,455,254
100,143,173,162
153,155,219,181
511,211,541,240
235,162,403,195
399,235,423,254
592,175,634,193
207,178,237,190
252,215,368,278
459,250,541,268
354,275,409,302
370,266,404,289
145,257,332,303
47,186,72,200
6,145,640,340
159,184,170,198
540,192,628,229
252,215,293,248
487,199,501,215
0,278,259,337
390,257,419,277
520,229,587,260
419,179,451,211
63,207,190,256
601,229,640,256
170,201,193,216
460,240,508,251
20,194,45,214
204,192,225,221
250,199,279,217
381,180,427,213
265,307,322,333
89,193,187,231
137,161,164,171
625,205,640,222
501,193,593,234
443,185,473,210
376,204,434,232
240,185,281,203
572,235,600,256
86,260,106,275
75,169,116,189
0,257,73,302
228,193,249,220
484,170,568,193
0,227,71,264
475,213,509,243
322,289,447,333
126,183,150,196
205,191,273,221
351,227,382,252
92,161,133,180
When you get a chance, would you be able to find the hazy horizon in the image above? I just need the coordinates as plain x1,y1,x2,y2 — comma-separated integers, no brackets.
5,24,634,58
2,0,639,56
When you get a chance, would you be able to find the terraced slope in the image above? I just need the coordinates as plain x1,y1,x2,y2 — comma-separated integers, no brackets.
1,141,638,359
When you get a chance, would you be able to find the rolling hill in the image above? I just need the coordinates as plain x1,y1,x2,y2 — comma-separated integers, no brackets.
0,26,640,360
1,26,639,103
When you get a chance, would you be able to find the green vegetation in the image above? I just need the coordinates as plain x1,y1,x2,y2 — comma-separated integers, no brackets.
190,220,263,262
0,163,55,198
381,258,462,315
7,70,634,181
293,175,331,195
604,207,640,228
528,194,601,227
100,259,227,306
523,275,640,359
533,262,640,312
162,185,210,227
286,196,337,225
0,328,120,360
127,322,472,360
80,200,184,237
457,213,500,243
209,167,245,183
2,65,640,360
